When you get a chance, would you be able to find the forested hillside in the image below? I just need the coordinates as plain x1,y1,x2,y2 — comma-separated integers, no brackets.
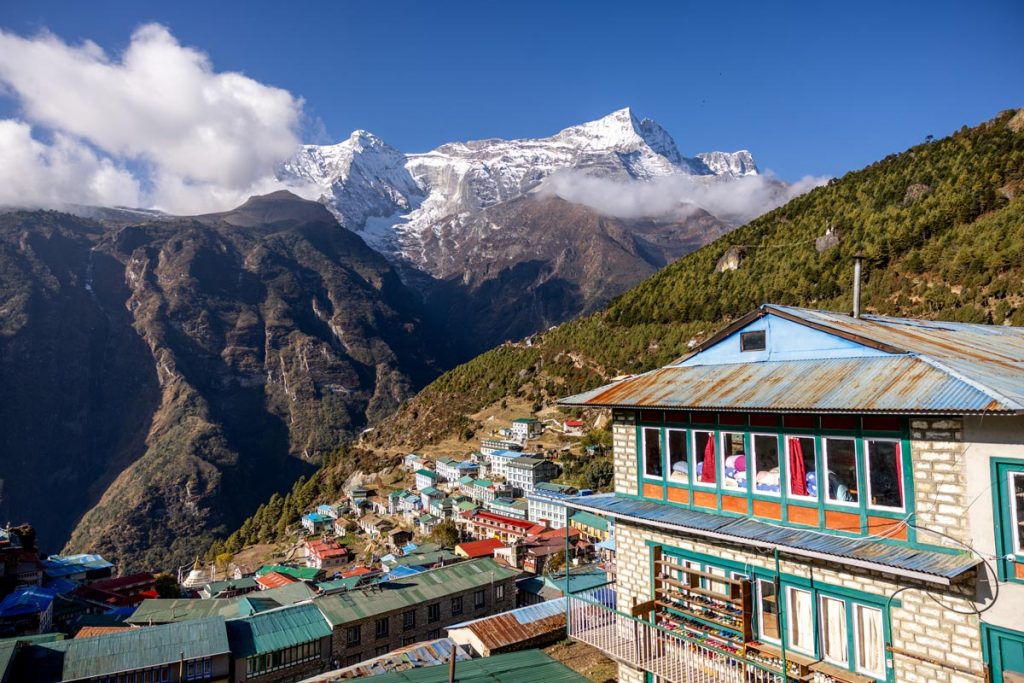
213,108,1024,553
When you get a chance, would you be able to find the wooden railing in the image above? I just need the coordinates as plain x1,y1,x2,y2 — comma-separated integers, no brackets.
567,583,787,683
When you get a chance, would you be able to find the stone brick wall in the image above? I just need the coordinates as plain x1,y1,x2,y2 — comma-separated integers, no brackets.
612,410,638,496
614,521,985,682
910,417,970,547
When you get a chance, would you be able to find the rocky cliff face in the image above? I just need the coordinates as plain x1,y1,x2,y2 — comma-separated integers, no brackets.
0,193,440,570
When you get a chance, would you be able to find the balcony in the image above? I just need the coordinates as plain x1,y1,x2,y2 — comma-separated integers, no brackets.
568,583,790,683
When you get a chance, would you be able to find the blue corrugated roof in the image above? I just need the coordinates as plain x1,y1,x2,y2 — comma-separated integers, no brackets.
41,554,112,578
0,587,56,617
567,494,977,585
560,304,1024,414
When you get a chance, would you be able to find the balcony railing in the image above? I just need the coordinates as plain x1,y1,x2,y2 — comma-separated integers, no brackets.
567,583,787,683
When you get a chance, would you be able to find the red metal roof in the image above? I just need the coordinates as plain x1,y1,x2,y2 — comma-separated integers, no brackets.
255,571,298,589
456,538,506,558
470,511,535,530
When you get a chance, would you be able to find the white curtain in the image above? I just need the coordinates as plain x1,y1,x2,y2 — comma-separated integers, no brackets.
821,597,848,664
788,588,814,653
856,605,885,676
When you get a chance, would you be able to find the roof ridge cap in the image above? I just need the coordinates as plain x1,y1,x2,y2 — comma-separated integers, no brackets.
912,354,1022,412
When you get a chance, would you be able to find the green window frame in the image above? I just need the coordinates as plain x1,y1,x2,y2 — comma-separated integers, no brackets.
993,458,1024,583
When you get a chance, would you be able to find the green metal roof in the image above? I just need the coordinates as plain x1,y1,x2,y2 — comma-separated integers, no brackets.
345,649,590,682
128,582,317,624
512,418,539,424
256,564,322,580
226,603,332,658
570,510,609,532
61,617,229,679
420,486,442,497
315,559,520,627
201,577,258,595
415,469,440,479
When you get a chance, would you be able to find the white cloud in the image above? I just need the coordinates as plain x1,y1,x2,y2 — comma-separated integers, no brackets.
0,24,314,214
538,169,829,225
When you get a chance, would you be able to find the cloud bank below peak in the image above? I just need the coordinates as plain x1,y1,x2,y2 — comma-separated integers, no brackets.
0,23,316,214
537,169,829,225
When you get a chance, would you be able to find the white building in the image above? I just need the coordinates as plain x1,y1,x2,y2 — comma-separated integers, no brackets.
505,456,560,495
511,417,542,442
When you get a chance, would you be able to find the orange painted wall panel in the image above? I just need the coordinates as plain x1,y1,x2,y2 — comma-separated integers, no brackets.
693,490,717,510
825,509,862,533
753,499,782,520
643,482,664,499
787,504,820,527
866,516,908,541
722,494,749,514
667,488,690,504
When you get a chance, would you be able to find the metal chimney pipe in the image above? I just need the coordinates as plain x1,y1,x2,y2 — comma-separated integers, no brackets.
449,651,457,683
853,254,864,318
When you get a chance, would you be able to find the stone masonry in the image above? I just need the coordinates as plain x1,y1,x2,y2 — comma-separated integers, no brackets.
910,417,971,547
612,409,638,496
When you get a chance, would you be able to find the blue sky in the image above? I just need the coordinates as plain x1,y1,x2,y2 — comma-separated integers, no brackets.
1,0,1021,181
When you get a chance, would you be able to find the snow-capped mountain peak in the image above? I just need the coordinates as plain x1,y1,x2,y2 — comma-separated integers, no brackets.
697,150,759,177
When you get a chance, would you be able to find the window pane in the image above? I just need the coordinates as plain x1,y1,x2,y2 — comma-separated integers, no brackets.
867,440,903,509
820,596,848,665
824,438,858,503
752,434,779,495
855,605,885,677
720,432,744,491
667,430,688,483
787,588,814,653
643,428,663,478
694,431,716,485
758,580,779,641
787,437,817,498
1012,473,1024,553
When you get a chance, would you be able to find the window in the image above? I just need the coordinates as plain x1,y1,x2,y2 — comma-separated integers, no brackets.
401,635,416,646
823,437,858,504
346,654,362,666
376,645,389,656
854,604,885,678
694,431,716,486
866,439,903,509
428,602,440,623
757,579,779,641
402,610,415,630
751,434,780,495
786,436,817,499
720,432,745,492
642,427,663,478
495,584,505,601
474,589,486,609
741,330,766,351
667,429,688,483
428,628,441,639
820,596,849,665
1009,470,1024,555
347,625,361,647
786,587,814,654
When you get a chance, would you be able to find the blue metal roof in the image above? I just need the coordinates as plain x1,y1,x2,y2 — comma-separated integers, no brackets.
41,554,113,578
566,494,977,585
0,587,56,617
560,305,1024,414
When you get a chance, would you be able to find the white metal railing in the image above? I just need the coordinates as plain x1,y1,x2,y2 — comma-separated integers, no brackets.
568,584,787,683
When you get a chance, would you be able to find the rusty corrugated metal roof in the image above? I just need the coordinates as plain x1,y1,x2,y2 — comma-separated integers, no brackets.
560,305,1024,414
446,599,566,654
566,495,978,585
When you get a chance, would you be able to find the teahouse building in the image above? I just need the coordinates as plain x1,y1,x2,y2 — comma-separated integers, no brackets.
558,305,1024,683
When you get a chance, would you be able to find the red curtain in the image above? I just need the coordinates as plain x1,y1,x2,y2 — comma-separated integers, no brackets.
789,437,808,496
700,436,716,483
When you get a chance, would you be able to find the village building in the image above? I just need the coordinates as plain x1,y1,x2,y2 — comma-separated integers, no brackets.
558,304,1024,683
313,558,519,666
255,565,322,583
413,469,440,491
505,456,560,495
568,510,611,543
427,496,453,520
445,598,567,657
461,511,543,544
403,453,426,471
200,578,259,600
510,417,542,442
356,515,393,540
433,457,479,486
520,527,582,575
486,497,528,520
386,529,414,552
40,555,113,585
484,450,522,480
0,586,56,636
305,540,351,571
526,482,589,529
479,439,523,457
454,538,506,560
562,419,586,436
463,478,514,506
301,513,332,535
418,486,444,509
226,602,333,682
316,503,344,520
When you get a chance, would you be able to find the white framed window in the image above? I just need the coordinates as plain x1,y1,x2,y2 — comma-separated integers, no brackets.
750,433,780,496
865,439,904,511
819,595,849,666
693,430,716,487
667,428,689,484
720,432,745,492
823,437,859,505
785,436,817,500
786,586,814,655
756,579,780,642
1011,471,1024,554
642,427,663,479
854,604,886,678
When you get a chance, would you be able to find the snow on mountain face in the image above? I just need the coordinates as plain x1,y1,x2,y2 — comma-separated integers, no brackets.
279,107,758,264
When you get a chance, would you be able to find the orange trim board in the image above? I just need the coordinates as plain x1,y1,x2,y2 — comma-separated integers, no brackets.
753,499,782,520
667,488,690,504
722,494,748,514
866,516,908,541
1016,563,1024,581
643,482,664,499
786,504,819,527
693,490,717,510
825,509,862,533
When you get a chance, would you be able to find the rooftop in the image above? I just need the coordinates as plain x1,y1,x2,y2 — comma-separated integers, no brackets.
40,554,112,579
570,510,609,532
415,469,440,479
340,649,590,682
315,559,520,627
455,539,506,559
226,603,332,658
507,457,547,469
512,418,539,424
447,599,565,653
560,304,1024,415
302,638,470,681
257,564,322,581
127,582,317,624
567,494,977,586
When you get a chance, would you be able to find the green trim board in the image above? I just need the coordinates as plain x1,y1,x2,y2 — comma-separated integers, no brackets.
634,415,924,548
991,456,1024,583
647,540,896,682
